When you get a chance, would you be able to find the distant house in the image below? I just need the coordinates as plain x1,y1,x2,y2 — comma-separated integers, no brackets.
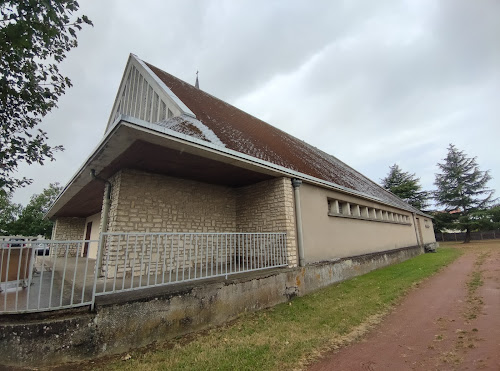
47,53,436,274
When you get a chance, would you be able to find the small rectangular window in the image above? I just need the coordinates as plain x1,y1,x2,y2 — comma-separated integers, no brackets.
327,198,411,226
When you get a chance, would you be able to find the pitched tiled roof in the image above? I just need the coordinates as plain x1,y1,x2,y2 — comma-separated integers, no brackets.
146,62,419,213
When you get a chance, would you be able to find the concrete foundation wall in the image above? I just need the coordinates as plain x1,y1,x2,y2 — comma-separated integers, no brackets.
300,183,420,263
0,245,422,367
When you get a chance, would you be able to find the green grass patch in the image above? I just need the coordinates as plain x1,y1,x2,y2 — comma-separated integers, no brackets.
99,248,462,371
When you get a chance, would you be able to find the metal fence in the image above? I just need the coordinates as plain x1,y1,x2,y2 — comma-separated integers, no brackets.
95,232,288,296
0,240,97,313
435,230,500,242
0,232,287,313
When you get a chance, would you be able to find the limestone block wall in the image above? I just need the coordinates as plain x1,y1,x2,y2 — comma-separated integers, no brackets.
236,177,297,267
106,170,237,234
101,171,298,276
51,217,86,257
102,169,238,277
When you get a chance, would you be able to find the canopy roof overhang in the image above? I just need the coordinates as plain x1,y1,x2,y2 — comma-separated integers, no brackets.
48,117,280,218
48,115,431,219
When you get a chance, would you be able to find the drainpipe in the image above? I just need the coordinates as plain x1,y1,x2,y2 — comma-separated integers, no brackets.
91,169,111,273
291,178,305,267
412,212,420,247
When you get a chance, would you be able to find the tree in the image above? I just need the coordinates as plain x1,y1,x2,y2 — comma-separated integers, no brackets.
0,191,22,234
429,211,456,233
468,206,500,232
381,164,429,210
0,0,92,192
434,144,496,243
8,183,62,238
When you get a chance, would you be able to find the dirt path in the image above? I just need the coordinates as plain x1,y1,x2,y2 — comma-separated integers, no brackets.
308,242,500,371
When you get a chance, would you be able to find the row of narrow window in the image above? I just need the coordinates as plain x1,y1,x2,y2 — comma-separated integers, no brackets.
328,199,410,224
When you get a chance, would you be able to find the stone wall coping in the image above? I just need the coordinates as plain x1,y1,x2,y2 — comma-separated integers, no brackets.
308,244,423,267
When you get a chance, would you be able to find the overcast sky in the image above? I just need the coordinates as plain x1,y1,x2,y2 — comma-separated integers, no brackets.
11,0,500,207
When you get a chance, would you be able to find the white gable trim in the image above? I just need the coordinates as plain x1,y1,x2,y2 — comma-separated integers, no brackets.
105,54,196,133
134,56,195,118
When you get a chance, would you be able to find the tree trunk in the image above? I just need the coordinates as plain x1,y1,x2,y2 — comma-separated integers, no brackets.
464,227,471,243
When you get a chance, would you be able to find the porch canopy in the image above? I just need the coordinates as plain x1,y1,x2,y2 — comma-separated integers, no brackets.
47,115,286,219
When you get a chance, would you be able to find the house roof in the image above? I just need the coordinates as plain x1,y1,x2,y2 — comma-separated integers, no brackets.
145,61,421,214
47,54,428,219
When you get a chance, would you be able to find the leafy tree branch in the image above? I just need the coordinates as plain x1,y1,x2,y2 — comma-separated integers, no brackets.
0,0,92,192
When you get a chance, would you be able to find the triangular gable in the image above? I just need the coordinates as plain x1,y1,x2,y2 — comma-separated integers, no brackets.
105,54,195,132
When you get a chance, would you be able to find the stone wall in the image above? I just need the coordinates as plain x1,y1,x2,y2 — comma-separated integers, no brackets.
101,169,239,277
51,217,86,257
102,171,298,275
106,169,237,233
236,177,297,267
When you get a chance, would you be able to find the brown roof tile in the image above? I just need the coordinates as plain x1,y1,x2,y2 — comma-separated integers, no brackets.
146,62,419,212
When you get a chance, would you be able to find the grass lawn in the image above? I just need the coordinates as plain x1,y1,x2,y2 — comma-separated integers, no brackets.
95,247,462,371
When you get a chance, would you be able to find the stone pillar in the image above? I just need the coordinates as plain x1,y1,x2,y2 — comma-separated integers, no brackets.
330,200,339,214
354,205,361,217
363,206,370,218
345,202,351,216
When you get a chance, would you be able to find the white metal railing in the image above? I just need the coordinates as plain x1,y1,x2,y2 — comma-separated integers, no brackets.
0,232,287,313
0,240,97,313
95,232,287,296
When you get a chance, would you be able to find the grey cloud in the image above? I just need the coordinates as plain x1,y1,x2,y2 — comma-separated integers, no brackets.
11,0,500,206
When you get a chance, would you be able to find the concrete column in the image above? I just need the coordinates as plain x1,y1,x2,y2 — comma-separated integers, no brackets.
354,205,361,217
330,199,339,214
291,178,305,267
